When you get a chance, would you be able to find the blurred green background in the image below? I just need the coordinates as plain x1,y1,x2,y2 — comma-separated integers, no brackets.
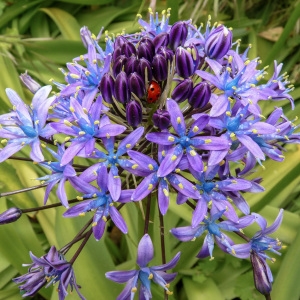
0,0,300,299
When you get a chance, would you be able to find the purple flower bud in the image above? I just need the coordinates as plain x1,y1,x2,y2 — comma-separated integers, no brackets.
114,36,128,48
188,82,211,108
205,25,232,59
121,41,137,58
153,32,169,51
157,46,174,63
250,252,272,295
114,71,130,104
80,26,93,48
175,47,194,79
99,73,115,103
0,207,22,225
112,47,122,61
137,38,155,62
169,21,188,50
138,58,152,82
126,100,142,127
152,54,168,82
128,72,145,98
188,44,200,70
171,79,193,102
19,73,41,94
152,109,171,130
124,56,139,75
112,55,128,78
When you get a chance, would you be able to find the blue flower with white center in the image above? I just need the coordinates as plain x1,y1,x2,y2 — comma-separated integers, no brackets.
50,96,126,166
0,86,56,163
63,164,133,241
125,149,199,215
146,99,230,176
171,210,244,260
78,126,144,202
207,104,277,162
178,164,253,225
196,53,279,116
37,144,77,208
106,234,180,300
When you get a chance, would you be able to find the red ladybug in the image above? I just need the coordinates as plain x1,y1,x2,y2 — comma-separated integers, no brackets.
147,81,161,103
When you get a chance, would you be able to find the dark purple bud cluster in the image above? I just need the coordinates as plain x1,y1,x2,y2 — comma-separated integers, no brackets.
97,20,201,127
172,79,211,108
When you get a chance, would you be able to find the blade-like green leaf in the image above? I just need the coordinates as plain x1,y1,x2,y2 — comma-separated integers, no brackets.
183,277,224,300
0,0,45,29
40,8,81,41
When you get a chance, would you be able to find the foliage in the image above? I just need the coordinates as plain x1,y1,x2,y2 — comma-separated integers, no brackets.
0,1,299,300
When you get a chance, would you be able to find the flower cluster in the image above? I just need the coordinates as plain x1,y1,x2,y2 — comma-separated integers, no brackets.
0,8,298,300
13,246,85,300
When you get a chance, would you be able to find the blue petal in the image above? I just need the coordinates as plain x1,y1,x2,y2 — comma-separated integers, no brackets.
137,234,154,267
166,99,186,136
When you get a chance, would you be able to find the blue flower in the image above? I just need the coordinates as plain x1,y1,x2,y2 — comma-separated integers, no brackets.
0,86,56,162
50,96,126,165
196,54,278,116
63,164,133,240
37,144,77,207
171,210,252,259
106,234,180,300
13,246,85,300
146,99,230,176
78,126,144,202
125,149,199,215
137,8,171,35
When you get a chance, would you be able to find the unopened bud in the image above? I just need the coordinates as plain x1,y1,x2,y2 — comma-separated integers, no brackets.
137,37,155,62
99,73,114,104
171,79,193,103
152,109,171,130
114,71,130,104
169,21,188,50
250,252,272,296
152,54,168,82
0,207,22,225
128,72,145,98
126,100,142,127
188,82,211,108
205,25,232,59
153,32,170,51
19,73,41,94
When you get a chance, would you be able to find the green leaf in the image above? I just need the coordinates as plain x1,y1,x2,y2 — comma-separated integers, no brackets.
0,0,45,29
272,226,300,300
40,8,81,40
0,55,24,106
0,200,44,272
245,146,300,213
77,5,136,31
24,40,85,64
182,277,224,300
54,0,113,4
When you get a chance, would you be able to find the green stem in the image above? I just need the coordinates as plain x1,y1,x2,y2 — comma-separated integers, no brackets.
0,183,48,198
144,193,152,234
60,217,94,254
69,229,93,265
